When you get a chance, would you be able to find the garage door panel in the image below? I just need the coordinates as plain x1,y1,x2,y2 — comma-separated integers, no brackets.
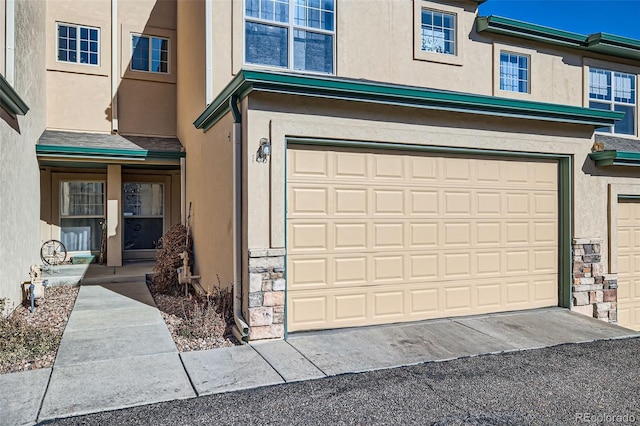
335,188,368,215
287,147,558,332
289,149,329,178
374,155,404,180
616,199,640,331
335,152,367,179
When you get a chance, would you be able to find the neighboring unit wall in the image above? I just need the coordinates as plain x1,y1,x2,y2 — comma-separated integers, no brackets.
46,0,177,136
118,0,177,136
0,0,47,314
46,0,112,133
176,0,234,290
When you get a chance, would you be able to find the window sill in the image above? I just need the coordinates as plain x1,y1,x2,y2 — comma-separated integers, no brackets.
413,50,463,66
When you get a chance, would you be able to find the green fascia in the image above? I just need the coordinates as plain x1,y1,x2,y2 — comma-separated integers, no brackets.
477,16,640,61
194,69,623,132
0,73,29,116
589,150,640,167
36,144,185,161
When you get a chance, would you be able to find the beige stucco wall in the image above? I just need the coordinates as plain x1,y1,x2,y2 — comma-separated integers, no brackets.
214,0,640,109
45,0,177,136
177,0,234,290
242,92,636,274
0,0,47,314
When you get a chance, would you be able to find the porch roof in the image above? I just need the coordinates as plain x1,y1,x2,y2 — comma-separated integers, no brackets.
36,131,185,164
589,134,640,167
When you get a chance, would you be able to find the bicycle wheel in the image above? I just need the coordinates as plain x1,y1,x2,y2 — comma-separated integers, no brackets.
41,239,67,265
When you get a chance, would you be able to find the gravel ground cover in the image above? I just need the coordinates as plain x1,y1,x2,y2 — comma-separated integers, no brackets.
0,286,78,374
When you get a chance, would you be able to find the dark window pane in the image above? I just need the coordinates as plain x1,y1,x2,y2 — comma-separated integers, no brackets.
245,22,288,67
614,104,635,135
69,40,76,50
69,27,77,38
131,36,150,71
90,29,98,41
90,53,98,65
61,218,104,252
589,101,613,133
58,49,68,62
59,25,68,37
123,218,164,250
69,51,77,62
80,27,88,40
80,52,88,63
322,11,334,30
90,41,98,52
294,30,332,73
261,0,274,20
80,40,88,51
246,0,259,17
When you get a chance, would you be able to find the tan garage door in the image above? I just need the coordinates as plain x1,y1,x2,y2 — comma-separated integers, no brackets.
286,146,558,332
617,199,640,331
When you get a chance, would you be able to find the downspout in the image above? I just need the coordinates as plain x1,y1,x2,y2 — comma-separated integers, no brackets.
180,157,186,223
5,0,14,86
111,0,118,132
230,94,249,343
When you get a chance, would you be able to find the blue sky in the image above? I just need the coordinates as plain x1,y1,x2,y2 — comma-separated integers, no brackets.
478,1,640,40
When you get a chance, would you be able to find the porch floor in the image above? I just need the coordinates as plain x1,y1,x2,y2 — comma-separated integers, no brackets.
41,261,155,286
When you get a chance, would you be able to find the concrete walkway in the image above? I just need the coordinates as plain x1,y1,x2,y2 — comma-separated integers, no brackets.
1,281,639,425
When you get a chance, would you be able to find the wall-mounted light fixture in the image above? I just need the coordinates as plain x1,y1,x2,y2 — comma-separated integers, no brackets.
256,138,271,163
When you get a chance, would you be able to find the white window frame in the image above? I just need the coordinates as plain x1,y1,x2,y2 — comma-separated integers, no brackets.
420,9,456,56
499,51,530,94
130,33,170,74
243,0,336,75
413,1,464,66
589,67,637,136
56,22,100,66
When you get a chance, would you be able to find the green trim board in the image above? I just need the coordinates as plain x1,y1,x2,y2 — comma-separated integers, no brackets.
194,69,623,132
477,16,640,61
0,73,28,116
283,137,574,334
36,144,185,162
589,150,640,167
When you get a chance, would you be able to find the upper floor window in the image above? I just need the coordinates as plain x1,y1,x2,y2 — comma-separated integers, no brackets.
420,9,455,55
57,23,99,66
244,0,335,74
589,68,636,135
499,51,529,94
131,35,169,74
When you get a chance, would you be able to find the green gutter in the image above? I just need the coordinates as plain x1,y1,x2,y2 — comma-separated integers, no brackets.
0,73,28,116
477,16,640,61
589,150,640,167
194,69,623,132
36,144,185,160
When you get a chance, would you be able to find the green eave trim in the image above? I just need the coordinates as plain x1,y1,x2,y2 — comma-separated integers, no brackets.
36,144,185,161
194,69,623,132
477,16,640,61
0,74,29,116
589,150,640,167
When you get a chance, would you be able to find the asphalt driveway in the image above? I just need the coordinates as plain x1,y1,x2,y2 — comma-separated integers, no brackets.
42,336,640,425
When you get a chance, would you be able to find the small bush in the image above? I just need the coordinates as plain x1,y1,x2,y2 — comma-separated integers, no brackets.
153,223,192,295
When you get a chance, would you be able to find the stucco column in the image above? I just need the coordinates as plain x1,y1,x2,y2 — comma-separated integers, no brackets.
106,164,122,266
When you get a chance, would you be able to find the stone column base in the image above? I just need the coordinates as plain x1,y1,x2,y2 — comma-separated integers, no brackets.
571,238,617,323
247,248,285,340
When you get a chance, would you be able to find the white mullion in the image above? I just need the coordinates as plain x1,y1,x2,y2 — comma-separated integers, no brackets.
289,0,294,69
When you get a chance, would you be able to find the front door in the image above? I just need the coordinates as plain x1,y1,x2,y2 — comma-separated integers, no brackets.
122,182,164,260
